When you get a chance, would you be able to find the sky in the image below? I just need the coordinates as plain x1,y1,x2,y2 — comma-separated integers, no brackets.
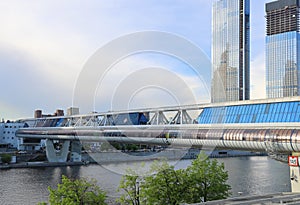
0,0,270,120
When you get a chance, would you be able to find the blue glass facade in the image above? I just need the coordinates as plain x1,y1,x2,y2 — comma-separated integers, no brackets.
211,0,250,103
266,32,300,98
266,0,300,98
198,101,300,124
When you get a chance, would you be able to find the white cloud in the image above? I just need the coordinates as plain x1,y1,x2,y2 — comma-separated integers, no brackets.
0,101,27,120
73,53,210,113
0,0,270,118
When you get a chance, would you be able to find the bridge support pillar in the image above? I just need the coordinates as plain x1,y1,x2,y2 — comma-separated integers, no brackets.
70,141,82,162
45,139,70,163
289,153,300,192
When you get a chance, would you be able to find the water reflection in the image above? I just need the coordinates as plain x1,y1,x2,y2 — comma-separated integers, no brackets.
0,156,291,204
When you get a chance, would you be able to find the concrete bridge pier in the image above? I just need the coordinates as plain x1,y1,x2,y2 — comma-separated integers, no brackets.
289,152,300,192
45,139,70,162
70,141,82,162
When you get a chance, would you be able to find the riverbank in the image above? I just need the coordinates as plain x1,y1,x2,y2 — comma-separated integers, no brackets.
0,161,85,169
0,149,266,169
83,149,266,164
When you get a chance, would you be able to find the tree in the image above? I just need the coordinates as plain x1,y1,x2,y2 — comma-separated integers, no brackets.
117,152,231,204
117,168,143,205
1,153,12,164
117,160,188,205
47,175,107,205
142,161,187,205
184,152,231,203
100,142,114,151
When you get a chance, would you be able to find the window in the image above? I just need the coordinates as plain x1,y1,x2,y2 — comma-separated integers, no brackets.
265,104,271,114
235,115,241,123
269,104,275,115
252,114,257,123
277,103,282,113
281,103,286,114
284,103,290,113
292,103,298,113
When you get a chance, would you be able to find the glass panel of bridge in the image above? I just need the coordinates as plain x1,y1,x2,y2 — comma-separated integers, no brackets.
254,104,259,114
288,102,296,113
290,111,296,122
285,102,291,113
283,110,289,122
278,103,283,114
258,104,265,122
291,102,298,113
231,106,236,115
282,103,288,114
284,112,290,122
266,108,272,122
297,112,300,122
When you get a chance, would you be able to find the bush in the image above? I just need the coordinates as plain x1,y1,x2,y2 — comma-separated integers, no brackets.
1,153,12,164
118,152,231,204
46,175,107,205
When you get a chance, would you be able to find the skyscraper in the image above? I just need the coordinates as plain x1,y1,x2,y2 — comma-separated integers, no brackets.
266,0,300,98
211,0,250,103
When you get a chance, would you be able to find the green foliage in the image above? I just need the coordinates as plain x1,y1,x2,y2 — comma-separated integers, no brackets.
185,152,231,203
48,175,107,205
117,168,143,205
117,152,231,204
142,161,187,205
125,144,138,152
100,142,114,151
1,153,12,164
100,142,140,152
111,142,121,150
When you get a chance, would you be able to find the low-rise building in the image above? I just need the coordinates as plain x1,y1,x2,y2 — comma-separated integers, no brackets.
0,121,25,150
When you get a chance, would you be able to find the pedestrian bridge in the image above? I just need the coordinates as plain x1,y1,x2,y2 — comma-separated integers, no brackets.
16,97,300,159
16,123,300,160
15,96,300,192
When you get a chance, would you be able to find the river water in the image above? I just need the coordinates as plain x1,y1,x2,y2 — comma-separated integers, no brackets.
0,156,291,204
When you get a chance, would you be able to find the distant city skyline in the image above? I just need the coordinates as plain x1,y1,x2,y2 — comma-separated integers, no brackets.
0,0,270,119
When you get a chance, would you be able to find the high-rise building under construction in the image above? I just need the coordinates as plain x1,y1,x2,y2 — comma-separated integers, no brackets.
266,0,300,98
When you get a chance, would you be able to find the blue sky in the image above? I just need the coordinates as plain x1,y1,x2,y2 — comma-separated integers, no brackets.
0,0,270,119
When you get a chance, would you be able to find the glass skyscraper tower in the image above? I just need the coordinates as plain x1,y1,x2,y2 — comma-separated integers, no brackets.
266,0,300,98
211,0,250,103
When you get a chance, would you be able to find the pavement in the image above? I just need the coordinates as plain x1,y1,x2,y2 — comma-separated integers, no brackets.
187,193,300,205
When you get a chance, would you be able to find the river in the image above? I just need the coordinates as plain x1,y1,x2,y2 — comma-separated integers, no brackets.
0,156,291,204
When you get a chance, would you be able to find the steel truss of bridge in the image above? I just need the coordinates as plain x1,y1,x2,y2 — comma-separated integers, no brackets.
15,98,300,156
15,97,300,192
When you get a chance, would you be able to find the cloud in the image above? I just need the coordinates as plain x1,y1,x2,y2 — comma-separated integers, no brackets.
0,0,269,119
0,101,27,121
74,53,210,114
